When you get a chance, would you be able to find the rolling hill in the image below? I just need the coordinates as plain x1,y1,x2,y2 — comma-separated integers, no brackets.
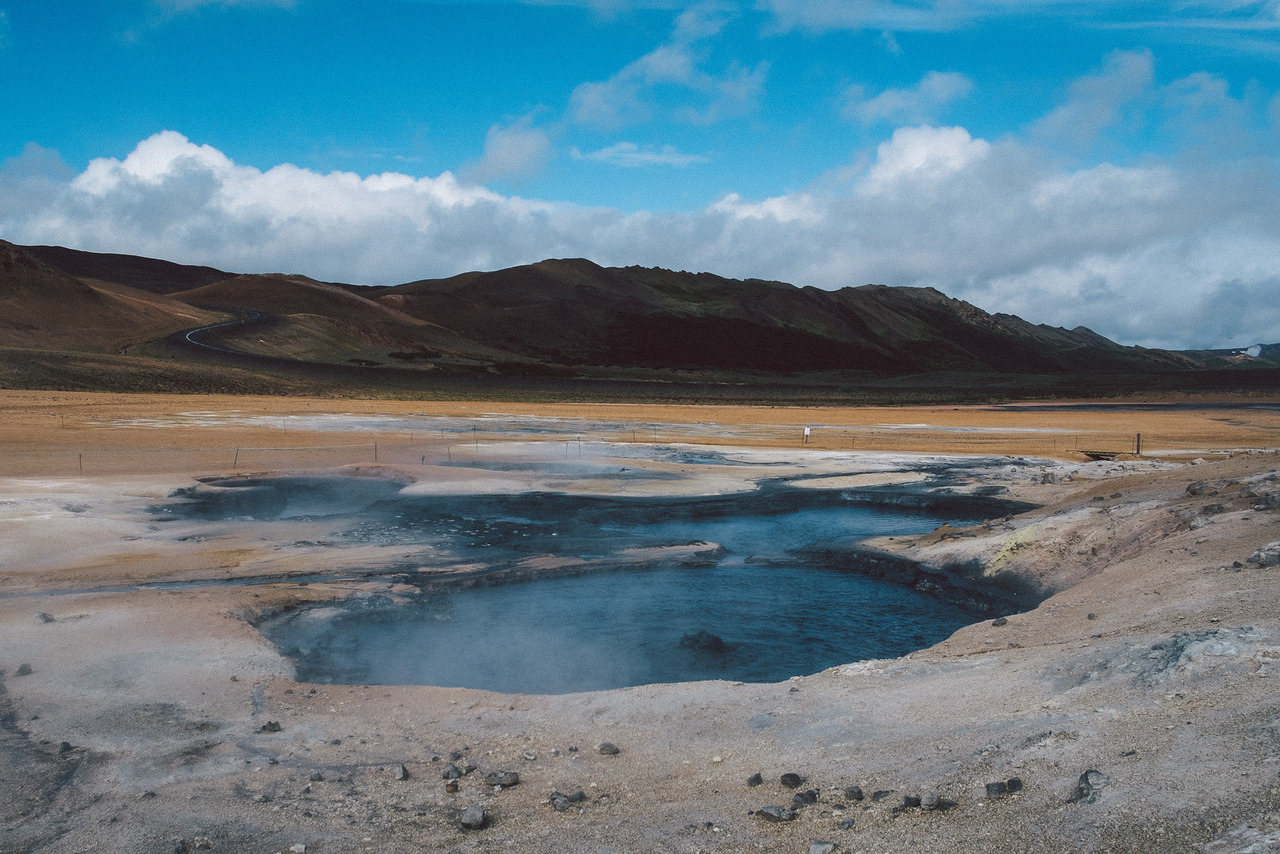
2,240,1277,399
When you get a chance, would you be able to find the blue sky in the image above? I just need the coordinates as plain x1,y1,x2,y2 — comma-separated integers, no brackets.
2,0,1279,350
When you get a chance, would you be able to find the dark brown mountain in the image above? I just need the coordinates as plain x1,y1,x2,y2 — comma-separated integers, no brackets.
13,242,1277,396
24,244,234,294
372,258,1197,375
0,240,221,353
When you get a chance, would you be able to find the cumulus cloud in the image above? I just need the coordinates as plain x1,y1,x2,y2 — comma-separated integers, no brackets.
568,3,767,129
464,115,554,184
844,71,974,125
4,125,1280,350
571,142,709,167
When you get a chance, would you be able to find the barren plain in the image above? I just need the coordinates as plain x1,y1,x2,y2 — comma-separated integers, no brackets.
3,391,1280,854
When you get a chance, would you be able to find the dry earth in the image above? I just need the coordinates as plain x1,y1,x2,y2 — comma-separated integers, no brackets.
2,392,1280,854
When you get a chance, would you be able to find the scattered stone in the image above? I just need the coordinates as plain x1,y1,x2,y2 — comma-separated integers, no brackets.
449,750,464,761
394,763,410,781
901,795,921,808
1253,493,1280,511
1248,541,1280,567
678,629,734,653
779,772,804,789
1006,777,1024,794
791,789,819,807
921,791,940,811
843,786,863,802
523,751,537,761
870,790,894,802
258,721,282,733
596,741,620,755
1067,769,1111,804
58,741,72,753
992,617,1008,627
33,612,54,624
837,818,855,830
747,772,764,787
459,804,488,830
550,790,588,811
1087,613,1097,620
1110,492,1123,499
288,845,306,854
308,772,324,782
985,781,1008,798
139,791,156,799
1201,820,1280,853
15,663,32,676
484,770,520,788
442,763,463,780
809,842,836,854
755,805,797,823
445,780,459,793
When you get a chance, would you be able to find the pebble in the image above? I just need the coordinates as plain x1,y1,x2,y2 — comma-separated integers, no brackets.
755,805,797,822
484,771,520,788
809,842,836,854
550,790,588,812
901,795,921,808
779,772,804,789
441,763,463,780
791,789,819,807
394,763,410,781
34,612,54,624
15,663,32,676
459,804,488,830
843,786,863,802
921,791,940,810
596,741,620,755
289,845,306,854
992,617,1008,627
837,818,855,830
258,721,282,733
985,781,1008,798
1067,769,1110,804
747,772,764,787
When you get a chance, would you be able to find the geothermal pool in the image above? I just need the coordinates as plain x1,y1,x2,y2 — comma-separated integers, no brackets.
156,469,1002,694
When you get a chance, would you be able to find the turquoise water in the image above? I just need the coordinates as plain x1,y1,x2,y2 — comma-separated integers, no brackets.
257,493,985,693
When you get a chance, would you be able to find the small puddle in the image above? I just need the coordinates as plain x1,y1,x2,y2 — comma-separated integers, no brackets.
157,471,1007,694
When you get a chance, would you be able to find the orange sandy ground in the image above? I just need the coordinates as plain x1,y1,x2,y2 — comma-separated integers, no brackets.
2,390,1278,478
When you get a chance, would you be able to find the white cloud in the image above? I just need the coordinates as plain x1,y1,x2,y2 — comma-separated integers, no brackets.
844,71,974,125
571,142,709,167
4,127,1280,350
465,115,554,184
568,3,766,129
1031,49,1155,148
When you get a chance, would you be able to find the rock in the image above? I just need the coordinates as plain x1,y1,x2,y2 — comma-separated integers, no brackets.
791,789,819,807
921,791,940,811
747,772,764,787
1006,777,1023,794
394,763,410,781
308,772,324,782
678,630,734,654
1252,493,1280,510
809,842,836,854
755,805,797,822
901,795,921,808
1248,541,1280,567
441,763,463,780
985,781,1008,798
837,818,855,830
484,770,519,788
596,741,620,755
15,663,32,676
779,772,804,789
459,804,488,830
550,790,588,811
991,617,1008,627
258,721,282,733
58,741,72,753
843,785,864,801
33,612,54,624
1201,820,1280,853
448,750,464,761
289,846,306,854
1067,769,1110,804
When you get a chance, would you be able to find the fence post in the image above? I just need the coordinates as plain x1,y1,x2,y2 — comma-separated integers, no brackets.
233,448,239,468
374,442,378,463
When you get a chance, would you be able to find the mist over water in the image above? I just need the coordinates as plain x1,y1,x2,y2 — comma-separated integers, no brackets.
234,480,986,694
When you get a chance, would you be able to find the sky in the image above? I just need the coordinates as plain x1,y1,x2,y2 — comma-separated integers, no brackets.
2,1,1279,351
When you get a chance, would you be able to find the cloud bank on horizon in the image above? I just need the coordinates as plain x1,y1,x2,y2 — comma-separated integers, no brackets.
1,0,1279,350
